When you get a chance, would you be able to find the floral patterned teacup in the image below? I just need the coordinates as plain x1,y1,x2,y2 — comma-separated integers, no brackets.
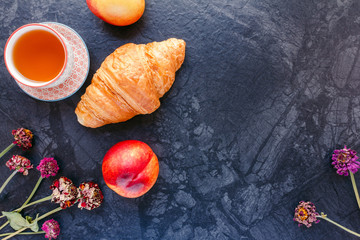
4,23,74,89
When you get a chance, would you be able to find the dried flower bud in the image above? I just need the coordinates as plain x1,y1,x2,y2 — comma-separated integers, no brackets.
50,177,78,209
12,128,33,150
332,146,360,176
294,201,320,227
37,158,59,178
42,219,60,240
77,182,104,210
6,155,33,175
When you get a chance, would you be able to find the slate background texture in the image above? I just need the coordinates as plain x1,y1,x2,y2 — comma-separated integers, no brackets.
1,0,360,239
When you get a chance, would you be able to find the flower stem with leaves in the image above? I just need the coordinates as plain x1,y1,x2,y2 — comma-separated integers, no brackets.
0,157,59,226
0,176,103,239
0,195,52,219
0,196,52,231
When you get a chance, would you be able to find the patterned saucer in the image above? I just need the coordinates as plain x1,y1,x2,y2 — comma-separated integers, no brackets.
16,22,90,102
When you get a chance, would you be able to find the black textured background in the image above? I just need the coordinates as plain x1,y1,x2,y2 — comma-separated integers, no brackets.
1,0,360,239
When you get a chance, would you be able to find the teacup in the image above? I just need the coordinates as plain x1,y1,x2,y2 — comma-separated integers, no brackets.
4,23,74,88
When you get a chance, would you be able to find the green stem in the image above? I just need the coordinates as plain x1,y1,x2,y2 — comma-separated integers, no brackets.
349,171,360,209
37,207,62,221
317,213,360,237
0,195,51,222
0,221,8,231
0,207,62,240
0,143,15,159
0,180,45,219
1,227,26,240
0,231,45,237
0,171,18,195
0,194,52,232
22,177,43,207
13,195,52,212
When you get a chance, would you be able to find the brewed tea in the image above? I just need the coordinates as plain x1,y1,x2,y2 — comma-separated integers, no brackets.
12,29,65,82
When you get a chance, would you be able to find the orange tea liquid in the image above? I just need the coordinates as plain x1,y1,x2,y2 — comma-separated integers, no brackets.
12,29,65,82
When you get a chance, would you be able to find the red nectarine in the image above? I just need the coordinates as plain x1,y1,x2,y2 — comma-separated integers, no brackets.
102,140,159,198
86,0,145,26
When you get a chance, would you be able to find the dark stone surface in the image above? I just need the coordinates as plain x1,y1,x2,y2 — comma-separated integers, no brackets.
1,0,360,239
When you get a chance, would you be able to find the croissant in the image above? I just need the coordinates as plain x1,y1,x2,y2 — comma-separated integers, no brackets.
75,38,186,128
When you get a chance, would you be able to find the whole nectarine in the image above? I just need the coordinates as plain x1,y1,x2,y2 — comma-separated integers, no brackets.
86,0,145,26
102,140,159,198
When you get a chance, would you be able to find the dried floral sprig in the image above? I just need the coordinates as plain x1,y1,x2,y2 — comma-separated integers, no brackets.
6,155,33,175
0,208,63,240
332,146,360,176
50,177,78,209
77,182,104,210
294,201,319,227
0,155,33,195
0,177,103,239
2,176,102,219
37,158,59,179
0,157,59,232
0,219,60,239
42,219,60,240
12,128,33,150
294,201,360,237
0,128,33,159
332,146,360,209
0,177,70,239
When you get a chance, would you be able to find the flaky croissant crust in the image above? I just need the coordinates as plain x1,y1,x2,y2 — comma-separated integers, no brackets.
75,38,186,128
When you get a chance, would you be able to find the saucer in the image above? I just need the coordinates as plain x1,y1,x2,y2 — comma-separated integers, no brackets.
16,22,90,102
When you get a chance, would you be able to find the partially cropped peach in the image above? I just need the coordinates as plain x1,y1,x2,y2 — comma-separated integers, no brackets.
86,0,145,26
102,140,159,198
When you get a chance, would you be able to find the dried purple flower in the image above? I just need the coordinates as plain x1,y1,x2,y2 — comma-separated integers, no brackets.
5,155,33,175
12,128,33,150
294,201,320,228
42,219,60,240
77,182,104,210
332,146,360,176
37,158,59,178
50,177,78,209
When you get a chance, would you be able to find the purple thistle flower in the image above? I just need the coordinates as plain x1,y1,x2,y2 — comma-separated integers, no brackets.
37,158,59,178
42,219,60,240
12,128,33,150
5,155,33,175
332,146,360,176
50,177,78,209
294,201,320,228
77,182,104,210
